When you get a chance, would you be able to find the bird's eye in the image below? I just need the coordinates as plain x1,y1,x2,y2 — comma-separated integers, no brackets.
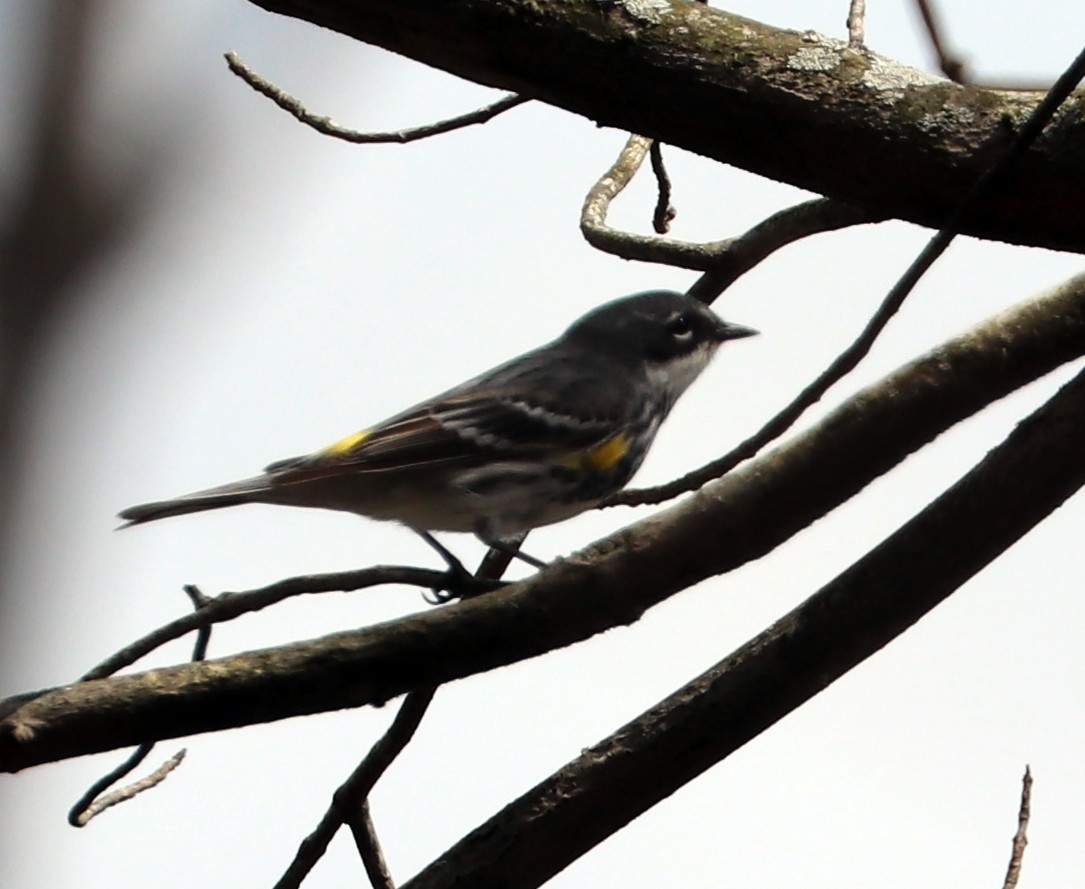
666,313,694,340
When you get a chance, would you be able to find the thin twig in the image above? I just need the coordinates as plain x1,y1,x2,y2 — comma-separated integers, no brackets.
81,565,490,682
68,748,186,827
224,52,528,144
610,41,1085,508
1002,766,1033,889
183,584,212,660
67,743,154,826
685,198,880,303
581,134,652,244
581,134,878,285
273,689,437,889
846,0,866,47
350,800,396,889
68,587,213,826
649,140,675,234
274,537,514,887
914,0,967,82
913,0,1048,90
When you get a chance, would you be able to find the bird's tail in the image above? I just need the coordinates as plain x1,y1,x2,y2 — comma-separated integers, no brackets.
117,476,273,527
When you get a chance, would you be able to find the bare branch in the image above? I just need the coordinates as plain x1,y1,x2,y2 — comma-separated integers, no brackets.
68,586,212,826
615,45,1085,506
7,269,1085,771
648,141,675,234
580,134,878,281
402,371,1085,889
913,0,1053,90
248,0,1085,252
273,689,436,889
846,0,866,47
183,584,213,661
224,51,528,144
580,134,653,253
1002,766,1033,889
81,565,489,682
351,801,395,889
276,539,512,885
914,0,967,82
684,198,879,300
68,748,186,827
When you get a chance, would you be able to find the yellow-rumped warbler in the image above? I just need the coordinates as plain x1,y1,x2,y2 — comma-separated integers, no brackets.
120,291,756,567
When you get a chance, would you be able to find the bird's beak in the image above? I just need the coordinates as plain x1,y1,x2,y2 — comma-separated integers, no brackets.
714,320,759,342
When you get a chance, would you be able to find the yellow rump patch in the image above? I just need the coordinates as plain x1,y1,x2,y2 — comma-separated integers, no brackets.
322,428,372,458
565,433,630,473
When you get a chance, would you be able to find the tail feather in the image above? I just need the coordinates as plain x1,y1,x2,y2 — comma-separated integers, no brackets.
118,476,272,527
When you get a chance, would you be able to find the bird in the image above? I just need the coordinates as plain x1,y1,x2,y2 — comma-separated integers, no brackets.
119,290,756,572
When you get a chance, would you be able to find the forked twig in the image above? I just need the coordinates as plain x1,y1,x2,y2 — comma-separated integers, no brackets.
581,134,877,293
81,565,492,682
272,690,436,888
684,198,879,303
68,587,211,826
274,545,512,887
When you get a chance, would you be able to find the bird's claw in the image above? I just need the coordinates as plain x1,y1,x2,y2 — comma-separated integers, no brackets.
423,568,508,604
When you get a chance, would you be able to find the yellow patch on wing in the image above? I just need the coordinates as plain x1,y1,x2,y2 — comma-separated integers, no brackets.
564,433,630,473
322,428,372,458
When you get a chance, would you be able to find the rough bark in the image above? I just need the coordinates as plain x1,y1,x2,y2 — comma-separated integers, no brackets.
248,0,1085,251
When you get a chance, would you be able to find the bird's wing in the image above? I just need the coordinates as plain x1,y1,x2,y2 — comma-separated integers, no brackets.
266,388,629,484
265,339,644,484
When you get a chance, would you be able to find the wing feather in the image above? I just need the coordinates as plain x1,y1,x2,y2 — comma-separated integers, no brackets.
268,343,639,485
270,391,625,484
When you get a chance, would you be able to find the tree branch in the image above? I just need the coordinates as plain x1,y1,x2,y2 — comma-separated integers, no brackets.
273,689,435,889
224,51,528,144
79,565,481,683
1001,766,1032,889
247,0,1085,252
5,272,1085,772
580,134,878,279
616,44,1085,505
272,537,513,886
67,585,212,826
67,749,186,828
351,801,395,889
401,354,1085,889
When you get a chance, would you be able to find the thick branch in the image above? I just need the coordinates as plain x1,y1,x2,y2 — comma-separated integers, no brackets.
5,273,1085,771
248,0,1085,252
403,351,1085,889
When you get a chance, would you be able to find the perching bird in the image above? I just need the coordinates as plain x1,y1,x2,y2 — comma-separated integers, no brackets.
120,290,756,567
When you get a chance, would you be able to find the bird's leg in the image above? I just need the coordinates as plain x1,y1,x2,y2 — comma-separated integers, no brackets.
414,530,506,601
475,529,548,570
415,530,468,575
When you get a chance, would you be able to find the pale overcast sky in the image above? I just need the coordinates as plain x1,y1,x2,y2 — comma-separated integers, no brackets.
3,2,1084,887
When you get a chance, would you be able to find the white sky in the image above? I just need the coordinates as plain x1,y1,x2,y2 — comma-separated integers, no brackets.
2,1,1084,887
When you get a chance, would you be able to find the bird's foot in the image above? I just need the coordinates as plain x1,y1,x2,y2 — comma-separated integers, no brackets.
416,530,508,603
